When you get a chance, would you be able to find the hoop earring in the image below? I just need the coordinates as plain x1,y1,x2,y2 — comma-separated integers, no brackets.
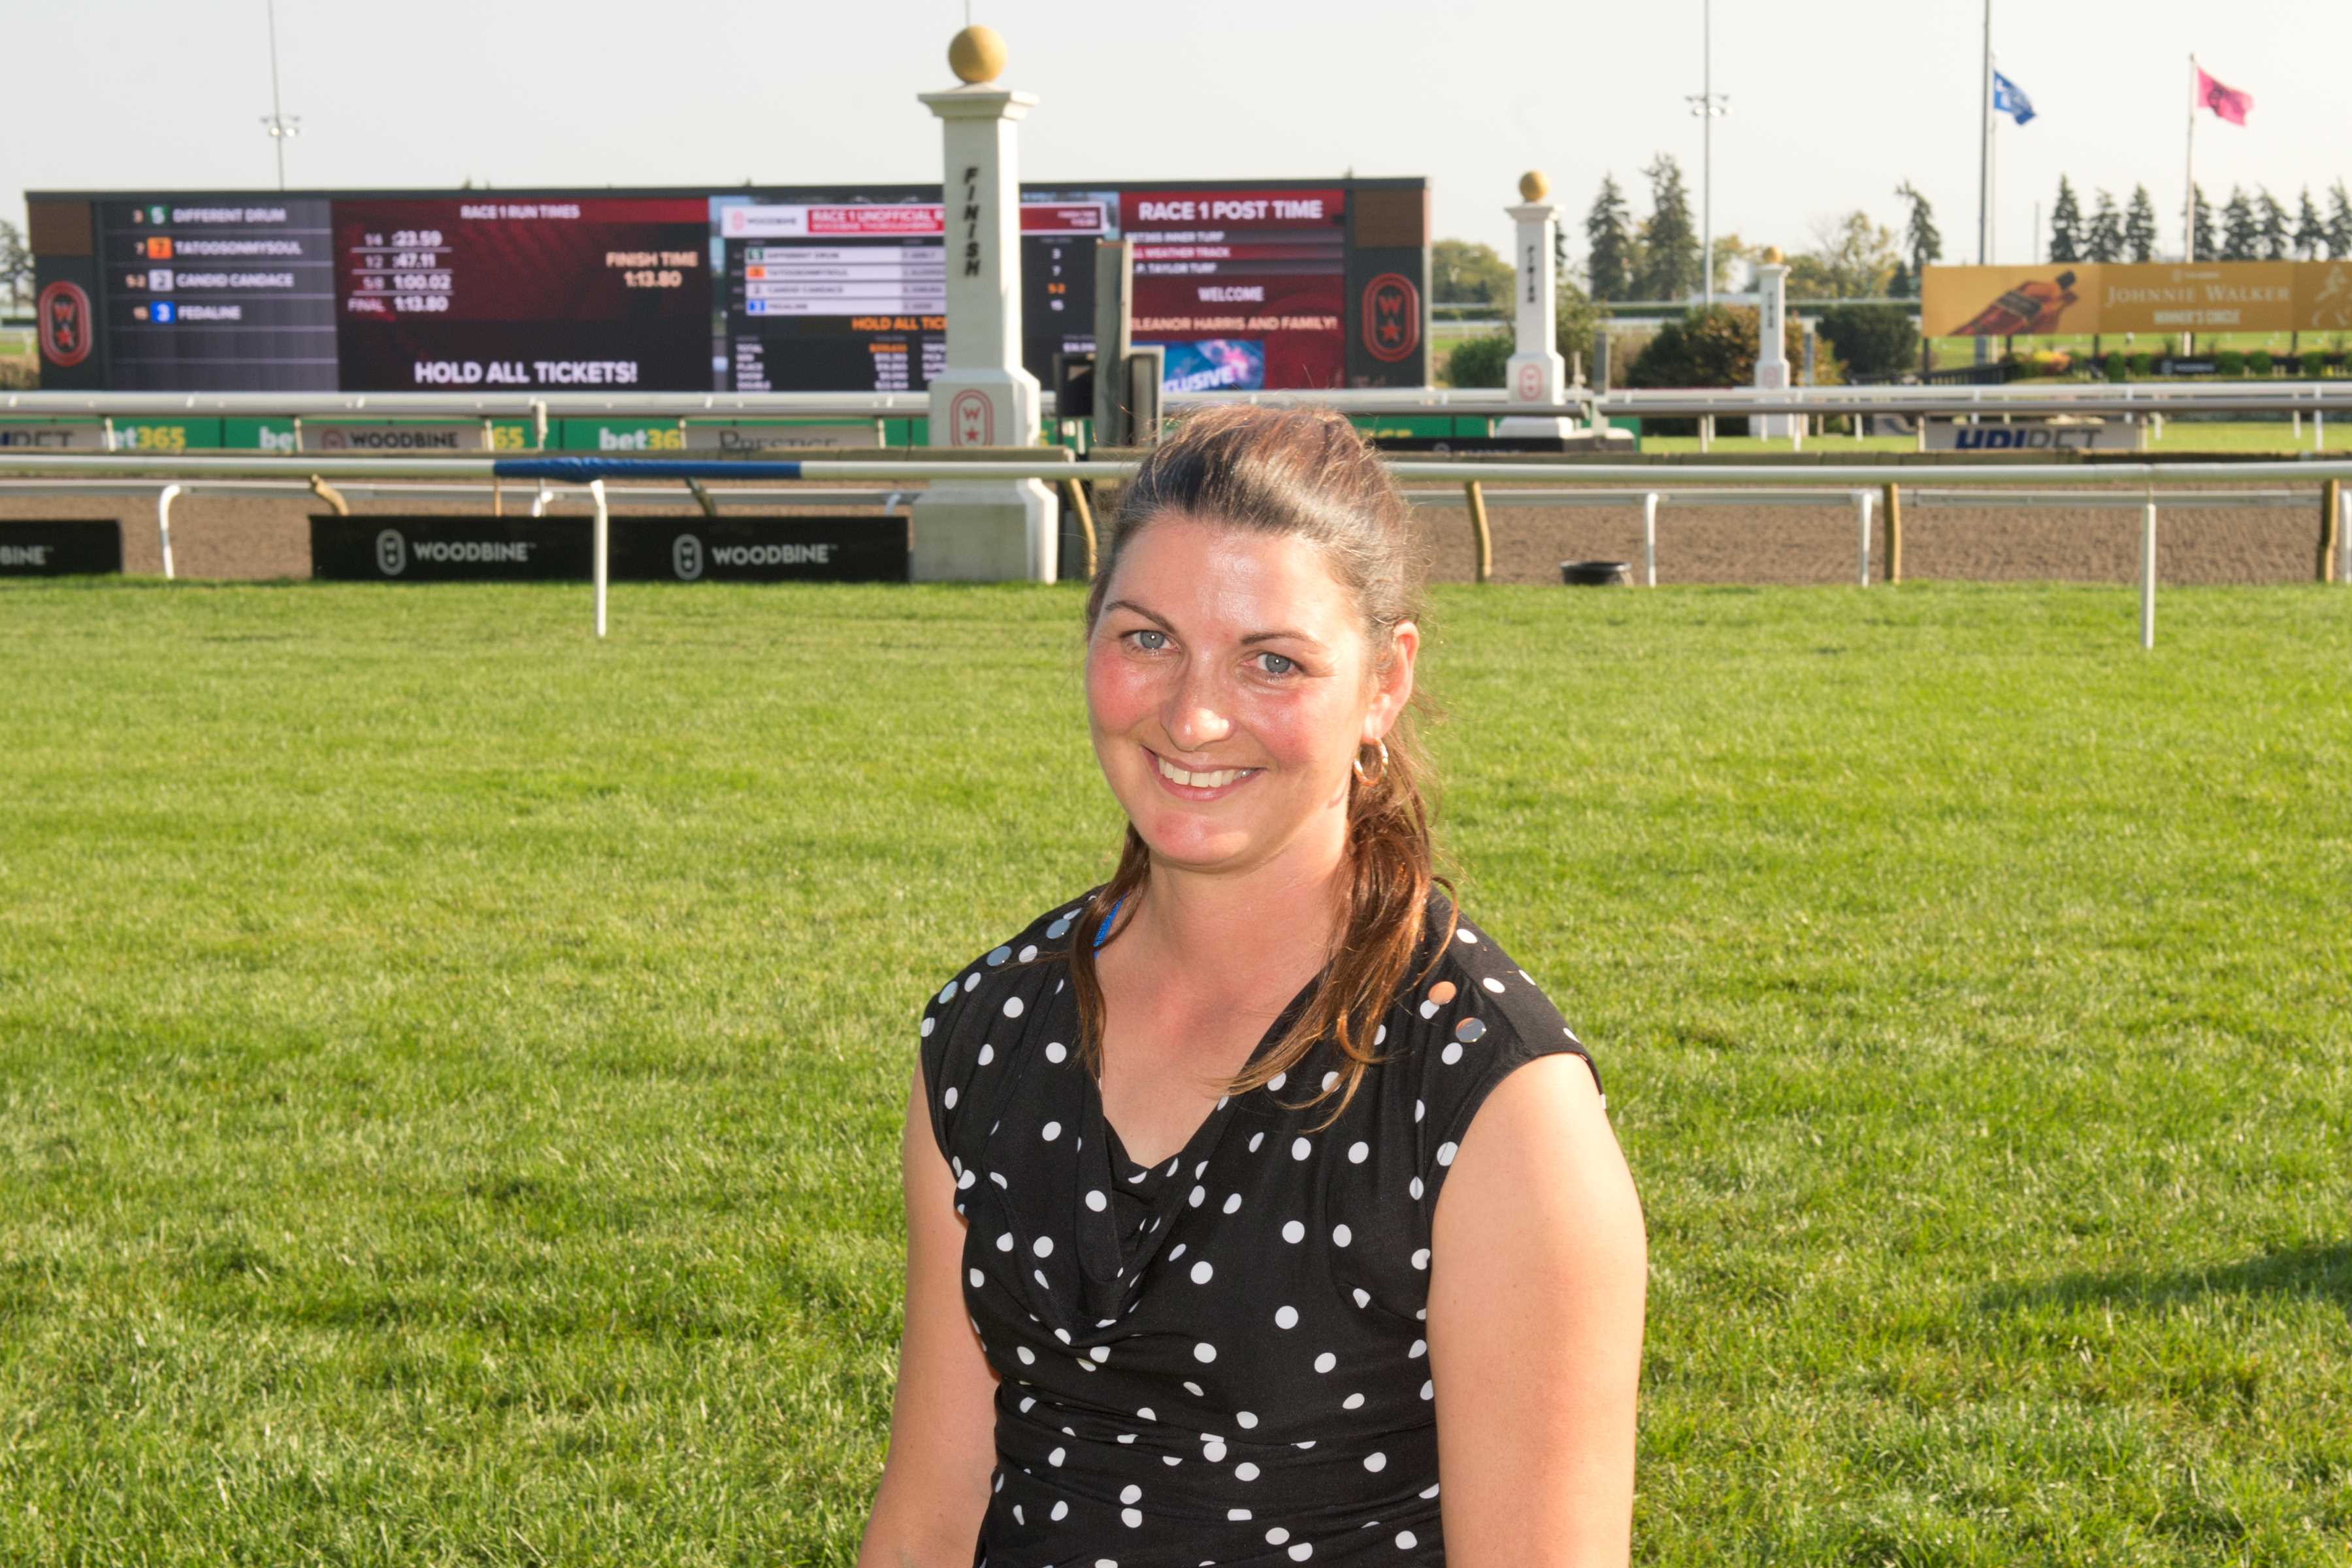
1352,739,1389,787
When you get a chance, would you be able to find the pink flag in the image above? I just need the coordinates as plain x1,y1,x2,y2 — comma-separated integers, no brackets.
2195,64,2253,125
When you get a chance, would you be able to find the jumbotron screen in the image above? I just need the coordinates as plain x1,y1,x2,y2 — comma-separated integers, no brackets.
26,180,1428,396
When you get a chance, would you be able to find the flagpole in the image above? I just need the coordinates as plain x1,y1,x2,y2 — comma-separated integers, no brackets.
1976,0,1992,365
1976,0,1991,265
2183,54,2198,263
1989,52,1999,266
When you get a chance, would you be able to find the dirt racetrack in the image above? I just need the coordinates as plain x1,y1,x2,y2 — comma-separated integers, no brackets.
0,484,2332,586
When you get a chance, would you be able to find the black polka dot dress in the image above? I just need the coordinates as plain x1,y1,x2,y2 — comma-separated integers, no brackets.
917,883,1601,1567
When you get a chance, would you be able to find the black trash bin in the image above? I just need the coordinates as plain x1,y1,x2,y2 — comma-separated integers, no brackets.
1560,560,1631,586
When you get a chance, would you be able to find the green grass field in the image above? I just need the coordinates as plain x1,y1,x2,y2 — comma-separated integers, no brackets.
2,580,2347,1565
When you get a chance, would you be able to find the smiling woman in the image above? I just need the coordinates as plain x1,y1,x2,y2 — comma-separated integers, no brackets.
860,406,1648,1568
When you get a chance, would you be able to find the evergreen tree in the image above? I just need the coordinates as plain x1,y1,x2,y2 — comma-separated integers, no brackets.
0,220,30,310
1893,180,1941,293
1583,175,1635,301
2220,186,2259,261
2193,185,2217,261
2085,190,2124,263
2294,187,2327,259
1635,154,1701,301
2124,186,2159,262
1887,257,1914,299
2255,189,2291,260
2328,182,2352,259
2048,176,2083,262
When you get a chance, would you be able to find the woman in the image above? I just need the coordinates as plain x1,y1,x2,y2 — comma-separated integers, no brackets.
860,406,1646,1567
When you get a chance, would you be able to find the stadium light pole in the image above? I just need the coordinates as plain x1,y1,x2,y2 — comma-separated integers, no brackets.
260,0,301,190
1686,0,1729,305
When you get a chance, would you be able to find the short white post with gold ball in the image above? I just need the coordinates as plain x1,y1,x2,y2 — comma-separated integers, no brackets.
911,25,1059,582
1497,170,1575,438
1753,245,1798,440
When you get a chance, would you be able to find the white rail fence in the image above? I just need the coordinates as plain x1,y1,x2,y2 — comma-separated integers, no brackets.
2,453,2346,651
9,380,2352,438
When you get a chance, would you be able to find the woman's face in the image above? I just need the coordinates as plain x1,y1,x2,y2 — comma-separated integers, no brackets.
1085,512,1417,875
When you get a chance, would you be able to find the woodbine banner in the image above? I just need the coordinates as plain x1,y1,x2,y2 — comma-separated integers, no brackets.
1922,259,2352,336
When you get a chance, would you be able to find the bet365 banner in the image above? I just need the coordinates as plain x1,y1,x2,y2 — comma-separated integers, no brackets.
1922,259,2352,336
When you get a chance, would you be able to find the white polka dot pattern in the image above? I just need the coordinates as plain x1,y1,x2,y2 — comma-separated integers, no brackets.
914,886,1600,1564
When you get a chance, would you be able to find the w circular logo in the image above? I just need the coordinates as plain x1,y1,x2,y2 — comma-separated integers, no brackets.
37,281,93,368
375,529,407,576
672,534,705,581
1360,273,1420,364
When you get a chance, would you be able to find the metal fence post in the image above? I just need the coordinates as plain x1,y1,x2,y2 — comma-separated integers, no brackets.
591,477,610,639
1883,482,1903,584
1855,489,1874,587
2321,478,2342,585
2140,491,2157,650
155,483,181,580
1643,491,1659,587
1465,481,1492,584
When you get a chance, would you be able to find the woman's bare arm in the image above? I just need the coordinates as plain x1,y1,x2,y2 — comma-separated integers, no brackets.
855,1063,1003,1568
1426,1053,1648,1567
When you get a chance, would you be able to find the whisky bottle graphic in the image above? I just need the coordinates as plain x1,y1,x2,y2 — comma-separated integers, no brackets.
1955,270,2078,336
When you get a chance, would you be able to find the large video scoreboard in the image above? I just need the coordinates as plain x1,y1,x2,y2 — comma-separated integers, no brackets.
26,180,1428,397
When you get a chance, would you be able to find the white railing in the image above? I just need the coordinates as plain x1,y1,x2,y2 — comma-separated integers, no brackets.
10,380,2352,434
3,451,2345,649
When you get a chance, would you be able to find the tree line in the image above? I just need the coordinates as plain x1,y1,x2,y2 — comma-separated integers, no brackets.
1433,159,1947,309
2048,178,2352,264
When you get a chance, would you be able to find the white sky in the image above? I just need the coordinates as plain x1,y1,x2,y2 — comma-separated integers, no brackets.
7,0,2347,274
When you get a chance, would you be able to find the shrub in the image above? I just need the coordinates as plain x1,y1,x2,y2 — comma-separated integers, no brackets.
2105,353,2129,382
1631,306,1760,390
2214,349,2246,376
1627,304,1838,434
2128,351,2154,377
1441,332,1511,389
2247,348,2274,375
1814,303,1918,381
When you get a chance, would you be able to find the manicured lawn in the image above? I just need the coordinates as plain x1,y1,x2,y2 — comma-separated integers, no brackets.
1,579,2346,1565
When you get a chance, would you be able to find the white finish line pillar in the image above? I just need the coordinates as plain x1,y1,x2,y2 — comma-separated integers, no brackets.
1497,171,1573,439
911,26,1058,583
1754,249,1799,440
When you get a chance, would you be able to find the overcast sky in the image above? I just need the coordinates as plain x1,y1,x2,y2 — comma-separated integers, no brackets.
9,0,2349,275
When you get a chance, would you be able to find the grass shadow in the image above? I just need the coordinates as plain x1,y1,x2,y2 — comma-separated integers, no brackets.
1982,1242,2352,1315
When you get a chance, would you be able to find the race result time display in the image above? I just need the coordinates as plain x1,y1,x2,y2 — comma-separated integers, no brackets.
333,197,713,391
714,197,1107,393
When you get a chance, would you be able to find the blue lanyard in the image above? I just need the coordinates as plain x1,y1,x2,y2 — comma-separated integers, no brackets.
1094,895,1123,951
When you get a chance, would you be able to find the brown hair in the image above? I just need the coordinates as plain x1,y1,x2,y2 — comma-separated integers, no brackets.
1064,404,1457,1128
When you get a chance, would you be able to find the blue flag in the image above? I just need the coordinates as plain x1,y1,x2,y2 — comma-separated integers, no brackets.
1993,71,2036,125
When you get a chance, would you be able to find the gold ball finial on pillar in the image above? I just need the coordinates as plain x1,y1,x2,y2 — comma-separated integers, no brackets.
1760,246,1785,265
1518,170,1550,202
948,25,1007,84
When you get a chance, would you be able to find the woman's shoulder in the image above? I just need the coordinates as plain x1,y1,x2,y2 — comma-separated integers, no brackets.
915,884,1109,1060
919,885,1102,1016
1345,888,1605,1222
1384,887,1603,1114
913,886,1105,1158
